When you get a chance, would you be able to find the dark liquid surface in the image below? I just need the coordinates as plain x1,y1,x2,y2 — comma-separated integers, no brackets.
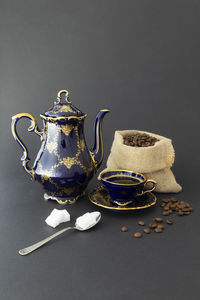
106,176,142,184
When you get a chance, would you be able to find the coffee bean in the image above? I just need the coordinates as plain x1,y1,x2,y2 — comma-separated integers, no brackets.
178,211,184,216
157,224,165,230
177,204,184,209
183,211,191,215
171,197,178,203
154,217,163,223
121,226,128,232
166,219,174,225
149,223,157,228
182,208,190,212
162,211,170,216
162,198,170,203
163,206,170,211
171,207,176,212
155,227,163,233
170,204,176,210
134,232,143,238
138,220,145,226
143,228,151,234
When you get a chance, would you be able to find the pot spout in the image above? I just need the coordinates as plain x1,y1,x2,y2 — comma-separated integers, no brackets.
90,109,109,171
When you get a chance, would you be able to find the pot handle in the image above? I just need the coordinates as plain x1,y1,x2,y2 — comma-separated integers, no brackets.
11,113,43,181
136,179,157,197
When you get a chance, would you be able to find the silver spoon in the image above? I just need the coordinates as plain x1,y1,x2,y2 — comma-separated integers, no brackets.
19,213,101,256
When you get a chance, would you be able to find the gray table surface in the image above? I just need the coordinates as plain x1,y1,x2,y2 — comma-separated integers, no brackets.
0,1,200,299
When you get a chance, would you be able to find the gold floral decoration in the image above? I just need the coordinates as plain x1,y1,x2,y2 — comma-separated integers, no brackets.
60,124,74,136
46,141,57,154
58,105,73,113
78,138,85,152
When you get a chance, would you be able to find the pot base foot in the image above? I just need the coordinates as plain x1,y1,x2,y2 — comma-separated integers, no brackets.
44,192,85,205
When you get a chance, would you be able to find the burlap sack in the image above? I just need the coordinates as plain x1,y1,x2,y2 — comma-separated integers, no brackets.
100,130,182,193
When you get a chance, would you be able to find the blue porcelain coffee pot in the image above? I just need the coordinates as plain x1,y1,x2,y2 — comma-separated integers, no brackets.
11,89,109,204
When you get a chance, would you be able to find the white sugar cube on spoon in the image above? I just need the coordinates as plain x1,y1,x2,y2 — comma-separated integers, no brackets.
75,211,101,230
45,209,70,228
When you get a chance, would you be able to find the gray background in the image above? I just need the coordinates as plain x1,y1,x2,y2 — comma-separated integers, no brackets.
0,0,200,299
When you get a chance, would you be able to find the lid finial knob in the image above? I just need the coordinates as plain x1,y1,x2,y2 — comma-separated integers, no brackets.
55,90,71,105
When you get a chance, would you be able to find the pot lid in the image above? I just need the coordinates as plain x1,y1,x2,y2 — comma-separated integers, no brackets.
40,90,86,121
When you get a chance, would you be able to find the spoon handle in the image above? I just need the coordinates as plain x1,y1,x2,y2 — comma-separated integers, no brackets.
19,226,74,256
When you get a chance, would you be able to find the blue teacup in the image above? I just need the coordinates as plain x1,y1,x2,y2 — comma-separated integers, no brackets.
99,170,156,206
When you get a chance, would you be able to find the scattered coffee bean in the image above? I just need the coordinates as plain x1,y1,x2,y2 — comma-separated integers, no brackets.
162,211,170,216
155,227,163,233
157,224,165,230
178,211,184,216
183,211,191,215
154,217,163,223
134,232,143,238
162,198,170,203
166,219,174,225
170,204,176,210
182,208,190,212
143,228,151,234
163,206,170,211
121,226,128,232
138,220,145,226
149,223,157,228
171,197,178,203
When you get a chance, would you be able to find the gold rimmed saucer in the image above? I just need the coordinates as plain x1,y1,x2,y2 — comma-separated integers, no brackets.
88,185,157,211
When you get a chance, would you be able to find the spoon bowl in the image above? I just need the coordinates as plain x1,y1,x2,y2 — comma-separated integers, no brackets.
75,212,101,231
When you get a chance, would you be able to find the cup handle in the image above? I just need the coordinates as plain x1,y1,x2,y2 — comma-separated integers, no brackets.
136,179,157,197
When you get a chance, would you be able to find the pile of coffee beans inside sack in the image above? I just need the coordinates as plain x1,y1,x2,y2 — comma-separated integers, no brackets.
121,197,193,238
123,133,159,147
